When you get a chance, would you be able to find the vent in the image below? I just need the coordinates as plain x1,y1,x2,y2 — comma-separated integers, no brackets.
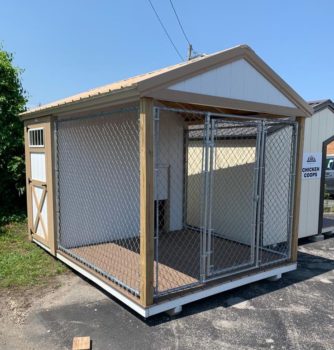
29,128,44,147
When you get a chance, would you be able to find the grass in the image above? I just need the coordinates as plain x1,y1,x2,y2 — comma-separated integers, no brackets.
0,220,67,288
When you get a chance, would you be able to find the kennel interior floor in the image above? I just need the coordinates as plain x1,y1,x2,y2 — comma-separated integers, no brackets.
63,230,284,296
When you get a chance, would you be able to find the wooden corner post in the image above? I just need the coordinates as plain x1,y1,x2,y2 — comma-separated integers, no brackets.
46,117,57,256
139,98,155,306
24,122,33,242
291,116,305,262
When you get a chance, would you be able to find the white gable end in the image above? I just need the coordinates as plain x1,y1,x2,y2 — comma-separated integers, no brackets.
168,59,296,108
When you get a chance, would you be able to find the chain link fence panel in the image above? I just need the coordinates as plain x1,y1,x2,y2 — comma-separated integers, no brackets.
56,107,141,296
260,122,297,266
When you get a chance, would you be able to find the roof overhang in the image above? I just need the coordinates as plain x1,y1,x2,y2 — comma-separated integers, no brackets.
21,87,139,121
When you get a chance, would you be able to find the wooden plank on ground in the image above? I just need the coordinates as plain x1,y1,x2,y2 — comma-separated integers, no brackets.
72,336,91,350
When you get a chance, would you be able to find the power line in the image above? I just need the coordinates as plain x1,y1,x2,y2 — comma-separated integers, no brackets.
169,0,200,60
147,0,184,61
169,0,191,46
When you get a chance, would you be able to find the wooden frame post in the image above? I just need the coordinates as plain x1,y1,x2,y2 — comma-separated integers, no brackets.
24,122,33,242
46,117,57,256
291,116,305,262
139,97,155,306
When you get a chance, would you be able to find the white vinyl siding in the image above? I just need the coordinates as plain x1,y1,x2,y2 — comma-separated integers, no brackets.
168,59,296,108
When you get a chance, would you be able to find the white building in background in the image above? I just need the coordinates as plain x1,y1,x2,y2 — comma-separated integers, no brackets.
299,99,334,238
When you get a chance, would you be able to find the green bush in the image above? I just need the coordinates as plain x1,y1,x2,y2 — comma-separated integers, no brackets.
0,47,27,223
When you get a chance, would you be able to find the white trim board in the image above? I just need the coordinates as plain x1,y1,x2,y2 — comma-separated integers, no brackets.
55,251,297,318
33,238,51,253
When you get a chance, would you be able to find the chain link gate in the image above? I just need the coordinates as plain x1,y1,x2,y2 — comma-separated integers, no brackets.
154,107,297,297
202,117,261,279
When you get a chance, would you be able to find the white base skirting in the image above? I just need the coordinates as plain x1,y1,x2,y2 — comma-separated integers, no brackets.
55,251,296,318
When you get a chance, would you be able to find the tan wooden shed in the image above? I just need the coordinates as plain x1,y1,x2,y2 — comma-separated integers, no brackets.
21,45,312,317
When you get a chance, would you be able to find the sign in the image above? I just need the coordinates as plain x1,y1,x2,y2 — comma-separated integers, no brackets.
302,152,322,179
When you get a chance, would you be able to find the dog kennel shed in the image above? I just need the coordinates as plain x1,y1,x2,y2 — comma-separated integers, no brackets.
299,99,334,238
21,45,312,317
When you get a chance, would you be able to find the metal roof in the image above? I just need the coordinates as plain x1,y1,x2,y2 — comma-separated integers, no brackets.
20,53,214,116
21,45,313,119
308,99,334,113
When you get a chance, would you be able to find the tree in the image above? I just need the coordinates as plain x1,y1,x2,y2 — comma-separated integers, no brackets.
0,47,27,222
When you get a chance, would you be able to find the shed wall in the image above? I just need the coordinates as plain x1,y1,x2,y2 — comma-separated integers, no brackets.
157,111,185,232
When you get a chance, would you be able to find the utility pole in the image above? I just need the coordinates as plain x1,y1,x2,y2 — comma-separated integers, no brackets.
187,44,193,61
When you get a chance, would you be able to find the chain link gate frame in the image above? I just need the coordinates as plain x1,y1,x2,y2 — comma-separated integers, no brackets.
153,106,297,298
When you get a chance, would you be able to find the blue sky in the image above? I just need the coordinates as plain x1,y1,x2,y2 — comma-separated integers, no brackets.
1,0,333,108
